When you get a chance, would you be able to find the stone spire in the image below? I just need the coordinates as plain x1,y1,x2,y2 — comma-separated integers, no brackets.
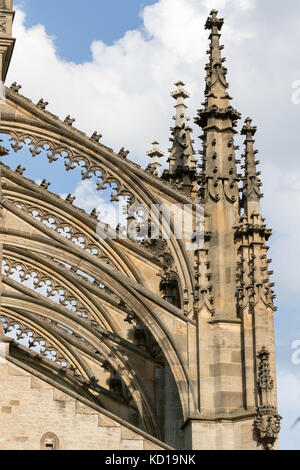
0,0,15,82
146,141,164,177
241,117,263,215
193,10,242,322
162,81,197,197
235,118,276,313
195,9,241,203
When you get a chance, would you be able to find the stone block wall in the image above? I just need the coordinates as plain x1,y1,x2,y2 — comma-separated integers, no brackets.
0,351,166,450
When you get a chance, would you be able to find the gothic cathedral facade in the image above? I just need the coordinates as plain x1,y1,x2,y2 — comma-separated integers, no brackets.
0,1,281,450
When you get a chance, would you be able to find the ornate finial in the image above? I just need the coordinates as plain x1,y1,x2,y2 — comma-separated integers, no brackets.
64,115,76,126
205,9,224,31
146,141,164,177
118,147,130,159
37,99,49,110
10,82,22,93
65,194,76,204
241,117,257,136
15,165,25,175
90,208,99,219
40,179,51,189
202,8,230,99
147,141,164,159
254,405,282,450
91,131,102,142
171,81,190,101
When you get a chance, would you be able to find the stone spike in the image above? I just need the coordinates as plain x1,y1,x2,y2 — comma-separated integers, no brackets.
204,9,229,97
241,117,263,214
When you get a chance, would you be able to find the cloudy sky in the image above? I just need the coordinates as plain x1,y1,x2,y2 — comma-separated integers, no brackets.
1,0,300,450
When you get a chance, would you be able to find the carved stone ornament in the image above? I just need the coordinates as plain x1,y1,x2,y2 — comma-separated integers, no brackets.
64,115,76,126
9,132,137,203
37,99,49,110
257,346,273,392
10,82,22,93
0,313,72,371
254,405,282,450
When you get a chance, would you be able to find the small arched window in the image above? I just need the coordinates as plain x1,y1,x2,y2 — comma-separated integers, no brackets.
40,432,59,450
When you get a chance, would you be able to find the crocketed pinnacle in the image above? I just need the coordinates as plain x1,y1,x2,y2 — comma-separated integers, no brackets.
203,10,235,109
235,120,274,312
195,10,241,204
241,117,263,213
162,81,197,197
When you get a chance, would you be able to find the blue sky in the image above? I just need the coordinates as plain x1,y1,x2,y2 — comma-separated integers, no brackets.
2,0,300,450
16,0,157,62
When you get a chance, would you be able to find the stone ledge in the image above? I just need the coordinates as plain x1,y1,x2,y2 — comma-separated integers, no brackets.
181,409,257,428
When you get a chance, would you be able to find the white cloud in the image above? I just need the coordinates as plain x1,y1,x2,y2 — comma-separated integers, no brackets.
203,0,255,10
71,180,105,213
7,1,255,166
64,180,126,229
